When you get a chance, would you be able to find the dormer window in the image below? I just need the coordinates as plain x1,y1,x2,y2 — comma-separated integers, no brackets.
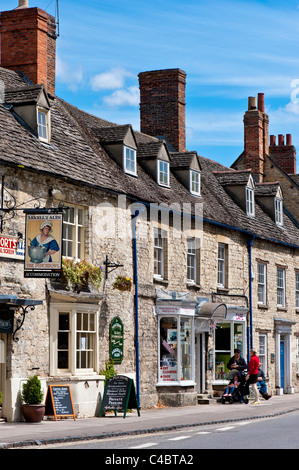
124,146,137,176
37,107,50,142
246,186,255,217
275,196,283,226
190,170,201,196
157,160,169,187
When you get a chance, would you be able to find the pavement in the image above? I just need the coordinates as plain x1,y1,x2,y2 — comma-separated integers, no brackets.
1,393,299,448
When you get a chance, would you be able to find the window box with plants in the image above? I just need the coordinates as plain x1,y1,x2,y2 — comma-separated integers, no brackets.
61,258,103,293
21,375,45,423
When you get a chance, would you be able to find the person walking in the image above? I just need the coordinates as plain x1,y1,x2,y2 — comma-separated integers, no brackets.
246,349,260,404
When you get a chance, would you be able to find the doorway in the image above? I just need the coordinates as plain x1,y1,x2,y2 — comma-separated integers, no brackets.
195,333,205,393
280,338,285,391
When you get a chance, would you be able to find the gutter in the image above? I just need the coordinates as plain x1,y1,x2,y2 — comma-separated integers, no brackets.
132,210,140,409
247,236,255,360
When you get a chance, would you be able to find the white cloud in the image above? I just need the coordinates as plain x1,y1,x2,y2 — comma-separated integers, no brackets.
90,68,133,91
56,56,83,91
103,86,139,107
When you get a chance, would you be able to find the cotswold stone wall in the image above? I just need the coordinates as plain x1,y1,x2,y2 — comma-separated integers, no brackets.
1,166,298,418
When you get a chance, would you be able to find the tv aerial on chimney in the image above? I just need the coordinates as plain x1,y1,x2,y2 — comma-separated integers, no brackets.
55,0,60,37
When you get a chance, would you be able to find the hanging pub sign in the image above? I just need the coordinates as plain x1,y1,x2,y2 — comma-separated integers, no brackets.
24,211,63,278
110,316,124,364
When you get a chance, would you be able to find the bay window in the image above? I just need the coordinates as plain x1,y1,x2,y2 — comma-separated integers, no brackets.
50,303,99,376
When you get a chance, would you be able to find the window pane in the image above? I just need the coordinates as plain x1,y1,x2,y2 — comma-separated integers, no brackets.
180,318,192,380
159,317,178,382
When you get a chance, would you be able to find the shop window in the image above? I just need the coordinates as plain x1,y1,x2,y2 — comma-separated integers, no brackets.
158,316,194,384
214,321,245,381
50,303,99,376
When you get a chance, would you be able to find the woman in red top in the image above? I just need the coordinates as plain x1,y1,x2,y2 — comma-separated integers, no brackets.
246,349,260,404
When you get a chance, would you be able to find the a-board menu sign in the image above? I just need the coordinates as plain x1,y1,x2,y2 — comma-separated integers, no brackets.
99,375,140,419
45,385,76,421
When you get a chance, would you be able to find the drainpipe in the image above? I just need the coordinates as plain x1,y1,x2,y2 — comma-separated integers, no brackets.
247,236,255,362
132,210,140,409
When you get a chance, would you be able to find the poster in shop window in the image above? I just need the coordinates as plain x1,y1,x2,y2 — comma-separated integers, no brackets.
24,212,63,278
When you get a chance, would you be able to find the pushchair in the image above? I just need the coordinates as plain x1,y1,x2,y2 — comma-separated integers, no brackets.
221,370,249,404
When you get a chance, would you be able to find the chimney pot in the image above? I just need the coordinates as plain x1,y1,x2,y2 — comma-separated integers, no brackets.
278,134,284,146
270,135,276,146
258,93,265,113
286,134,292,145
15,0,29,9
248,97,257,110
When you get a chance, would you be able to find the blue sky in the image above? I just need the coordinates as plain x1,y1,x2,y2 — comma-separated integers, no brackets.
4,0,299,170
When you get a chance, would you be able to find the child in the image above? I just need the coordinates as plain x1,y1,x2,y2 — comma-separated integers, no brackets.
223,373,240,397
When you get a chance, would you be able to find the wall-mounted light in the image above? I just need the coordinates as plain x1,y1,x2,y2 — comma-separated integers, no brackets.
49,187,65,201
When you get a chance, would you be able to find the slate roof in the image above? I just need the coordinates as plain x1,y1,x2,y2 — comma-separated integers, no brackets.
5,84,47,106
0,66,298,249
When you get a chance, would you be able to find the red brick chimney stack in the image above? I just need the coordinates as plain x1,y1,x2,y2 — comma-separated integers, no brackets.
0,1,57,95
243,93,269,182
269,133,296,174
138,69,187,152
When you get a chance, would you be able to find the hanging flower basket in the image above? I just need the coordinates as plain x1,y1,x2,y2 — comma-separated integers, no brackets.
61,258,102,292
112,276,132,292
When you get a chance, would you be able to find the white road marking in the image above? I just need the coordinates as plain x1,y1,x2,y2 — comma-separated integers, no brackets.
216,426,235,431
130,442,158,449
168,435,191,441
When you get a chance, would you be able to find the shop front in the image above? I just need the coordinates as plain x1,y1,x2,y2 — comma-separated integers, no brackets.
213,307,248,392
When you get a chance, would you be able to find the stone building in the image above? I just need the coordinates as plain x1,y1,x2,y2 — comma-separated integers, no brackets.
0,2,298,421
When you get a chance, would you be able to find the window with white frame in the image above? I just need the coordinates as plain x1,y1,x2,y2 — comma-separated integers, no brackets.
257,262,267,305
190,170,201,196
277,267,286,308
217,243,227,288
154,228,167,279
246,186,255,217
50,304,99,376
157,160,169,187
37,107,50,142
214,321,245,381
124,146,137,175
259,333,267,375
62,206,84,259
296,337,299,374
187,238,200,284
275,197,283,226
296,271,299,310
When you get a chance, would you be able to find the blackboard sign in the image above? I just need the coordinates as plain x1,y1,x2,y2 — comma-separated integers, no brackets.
99,375,140,419
45,385,76,421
